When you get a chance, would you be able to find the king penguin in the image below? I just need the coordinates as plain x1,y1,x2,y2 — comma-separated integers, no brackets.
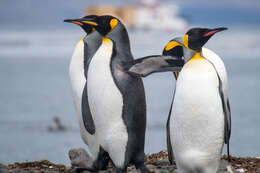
71,15,150,173
64,16,110,170
168,27,231,173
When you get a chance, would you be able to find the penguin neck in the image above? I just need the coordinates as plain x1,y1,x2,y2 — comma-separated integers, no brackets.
183,46,197,62
84,31,102,45
82,31,102,77
106,23,131,54
189,52,204,62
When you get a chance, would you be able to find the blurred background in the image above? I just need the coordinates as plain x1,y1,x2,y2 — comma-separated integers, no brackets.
0,0,260,165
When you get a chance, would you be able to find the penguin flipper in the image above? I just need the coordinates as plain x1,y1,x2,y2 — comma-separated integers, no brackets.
82,84,96,134
167,87,176,164
218,78,231,161
124,55,184,77
167,106,174,164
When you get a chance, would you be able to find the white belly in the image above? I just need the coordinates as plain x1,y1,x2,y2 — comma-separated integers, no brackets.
170,58,224,173
87,38,128,167
69,39,99,159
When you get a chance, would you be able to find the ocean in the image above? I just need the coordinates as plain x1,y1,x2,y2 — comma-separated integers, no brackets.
0,26,260,165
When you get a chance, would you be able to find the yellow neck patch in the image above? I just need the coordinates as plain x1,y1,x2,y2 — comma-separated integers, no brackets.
110,18,118,30
165,41,182,51
189,52,205,62
102,37,112,43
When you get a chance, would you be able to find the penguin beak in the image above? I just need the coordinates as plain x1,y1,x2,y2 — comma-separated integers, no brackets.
203,27,228,37
64,19,84,26
74,18,99,27
81,20,98,26
64,17,99,27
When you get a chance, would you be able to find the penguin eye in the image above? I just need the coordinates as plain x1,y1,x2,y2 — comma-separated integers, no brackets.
110,18,118,30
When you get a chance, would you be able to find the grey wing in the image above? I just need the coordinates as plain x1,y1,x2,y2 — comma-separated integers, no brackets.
125,55,184,77
81,84,95,135
218,78,231,160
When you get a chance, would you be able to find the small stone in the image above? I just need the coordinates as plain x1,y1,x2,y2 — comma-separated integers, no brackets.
9,168,20,173
153,170,161,173
236,168,245,173
33,171,41,173
69,148,93,167
146,164,156,170
156,159,170,166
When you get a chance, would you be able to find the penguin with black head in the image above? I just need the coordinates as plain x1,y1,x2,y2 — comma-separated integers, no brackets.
168,27,231,173
64,16,109,171
125,27,231,173
71,15,150,173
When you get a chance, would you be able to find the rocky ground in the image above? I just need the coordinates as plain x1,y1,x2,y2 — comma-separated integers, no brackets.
1,150,260,173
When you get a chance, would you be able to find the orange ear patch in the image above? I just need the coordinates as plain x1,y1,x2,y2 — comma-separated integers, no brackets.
110,18,118,30
165,41,182,51
183,34,189,49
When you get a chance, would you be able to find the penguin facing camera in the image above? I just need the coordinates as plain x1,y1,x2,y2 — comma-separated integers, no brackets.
126,27,231,173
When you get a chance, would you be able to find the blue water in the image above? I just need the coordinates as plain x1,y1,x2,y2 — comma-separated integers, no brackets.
0,26,260,165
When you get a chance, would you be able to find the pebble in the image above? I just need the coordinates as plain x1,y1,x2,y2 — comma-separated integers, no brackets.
236,168,245,173
146,164,156,169
68,148,93,167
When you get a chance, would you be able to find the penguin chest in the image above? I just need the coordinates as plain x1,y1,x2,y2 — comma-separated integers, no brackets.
172,59,224,154
87,39,128,149
69,40,85,104
69,40,92,142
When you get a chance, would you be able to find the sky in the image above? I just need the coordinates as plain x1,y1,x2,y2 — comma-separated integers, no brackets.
0,0,260,29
